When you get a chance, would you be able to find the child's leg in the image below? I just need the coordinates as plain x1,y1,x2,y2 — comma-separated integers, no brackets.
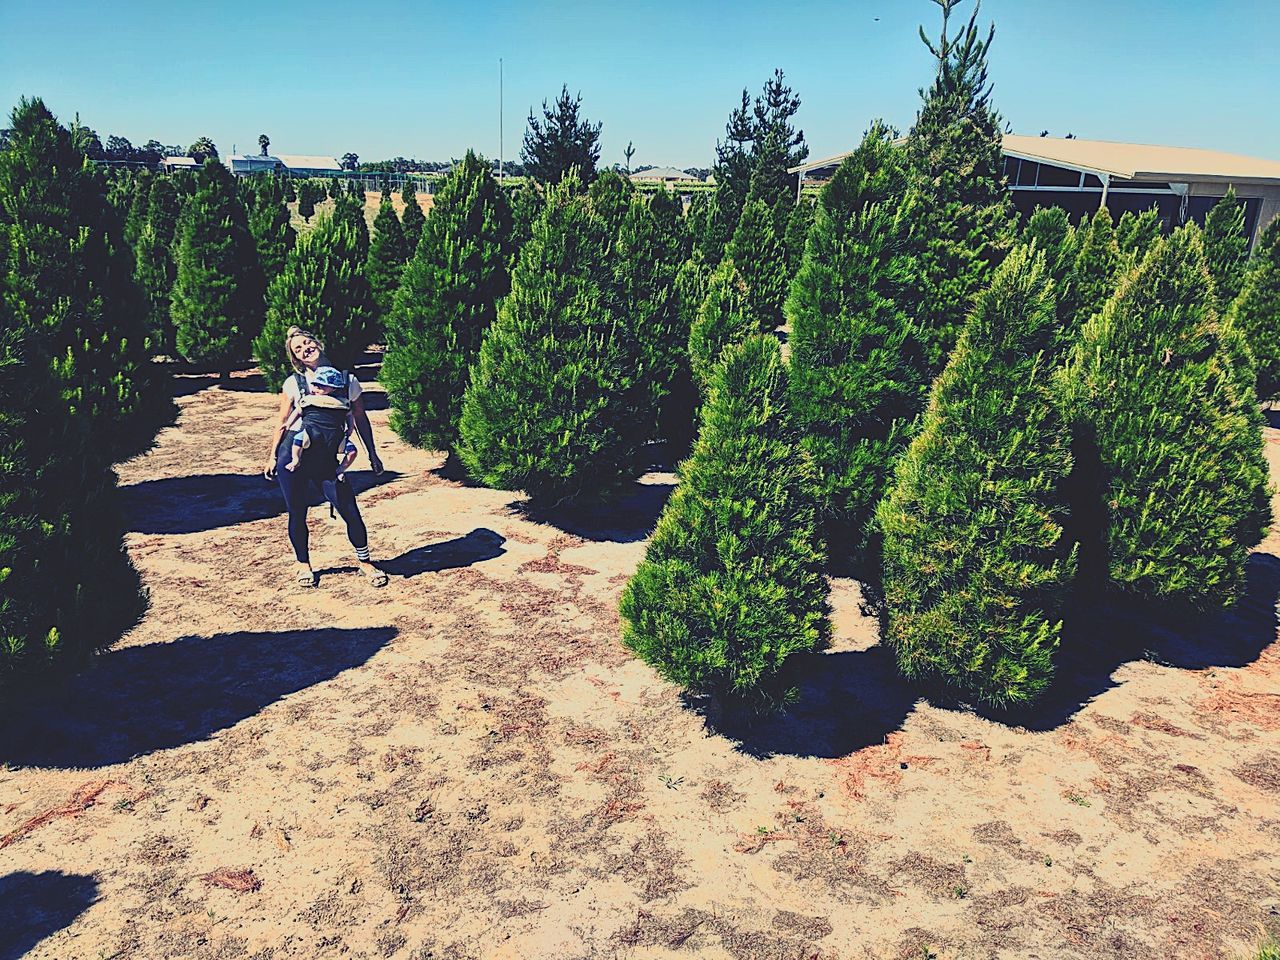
337,440,358,480
286,431,307,472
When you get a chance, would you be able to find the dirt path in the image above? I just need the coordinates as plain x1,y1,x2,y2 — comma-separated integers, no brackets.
3,370,1279,960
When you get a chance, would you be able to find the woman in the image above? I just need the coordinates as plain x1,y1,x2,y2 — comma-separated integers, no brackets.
262,326,389,588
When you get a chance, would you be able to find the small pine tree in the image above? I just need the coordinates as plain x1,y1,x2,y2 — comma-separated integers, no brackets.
660,254,710,457
689,258,755,395
457,172,650,504
1202,186,1249,310
1057,206,1122,340
171,158,264,377
1115,206,1162,260
253,213,376,389
282,177,296,203
783,197,814,275
786,126,924,574
650,187,691,265
298,179,317,222
135,176,184,356
366,194,409,327
1061,225,1271,611
124,168,152,246
1229,215,1280,400
620,335,829,712
332,189,370,263
246,175,295,288
726,198,788,331
520,85,603,184
878,245,1075,708
346,177,363,199
400,177,425,248
382,151,512,450
1023,206,1075,283
506,180,541,262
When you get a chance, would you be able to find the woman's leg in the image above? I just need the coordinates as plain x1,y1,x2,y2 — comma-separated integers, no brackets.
324,479,386,586
276,437,312,568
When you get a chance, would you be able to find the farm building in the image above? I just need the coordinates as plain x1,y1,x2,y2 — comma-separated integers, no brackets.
629,166,700,183
791,134,1280,246
275,154,343,177
226,154,285,175
160,155,198,172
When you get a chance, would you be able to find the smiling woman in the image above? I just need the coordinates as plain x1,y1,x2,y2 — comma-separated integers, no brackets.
261,325,389,588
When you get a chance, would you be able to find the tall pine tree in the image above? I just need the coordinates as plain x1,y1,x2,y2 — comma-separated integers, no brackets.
245,173,295,289
1228,214,1280,401
135,176,183,357
383,151,512,450
1023,206,1075,285
400,177,426,249
725,198,789,331
520,85,602,184
689,258,756,395
1202,186,1249,310
366,194,409,328
1115,206,1163,261
1057,206,1123,342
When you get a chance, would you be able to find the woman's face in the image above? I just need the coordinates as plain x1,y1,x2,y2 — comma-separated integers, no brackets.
290,336,322,368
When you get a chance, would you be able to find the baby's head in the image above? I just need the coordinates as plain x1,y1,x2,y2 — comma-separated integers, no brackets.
311,366,346,396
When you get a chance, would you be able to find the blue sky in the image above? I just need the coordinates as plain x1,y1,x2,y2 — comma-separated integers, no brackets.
2,0,1277,168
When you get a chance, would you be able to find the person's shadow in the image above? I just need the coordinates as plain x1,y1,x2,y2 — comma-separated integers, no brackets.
0,626,397,769
380,529,506,578
0,872,99,960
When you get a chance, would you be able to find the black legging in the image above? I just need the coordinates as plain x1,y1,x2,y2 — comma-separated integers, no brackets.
275,431,368,564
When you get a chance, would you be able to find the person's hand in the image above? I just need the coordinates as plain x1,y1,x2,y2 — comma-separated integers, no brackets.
263,457,277,481
370,454,384,476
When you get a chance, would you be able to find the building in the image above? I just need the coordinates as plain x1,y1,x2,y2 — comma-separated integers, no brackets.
160,155,199,172
791,134,1280,246
275,154,344,178
629,166,699,184
226,154,285,175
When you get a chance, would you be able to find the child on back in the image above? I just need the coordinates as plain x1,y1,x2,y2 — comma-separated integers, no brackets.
284,366,360,480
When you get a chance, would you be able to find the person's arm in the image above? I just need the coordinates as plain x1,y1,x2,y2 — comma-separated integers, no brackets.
350,396,383,475
263,392,296,479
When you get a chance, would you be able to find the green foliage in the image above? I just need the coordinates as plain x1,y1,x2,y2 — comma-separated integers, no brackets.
0,96,165,459
1202,186,1249,310
878,246,1075,708
332,189,370,263
282,177,296,202
382,151,512,450
171,159,264,375
1058,206,1122,340
123,168,152,245
245,174,295,289
253,214,375,389
1229,215,1280,400
787,127,925,573
1115,206,1162,260
588,168,635,232
1023,206,1076,283
135,176,183,356
726,198,788,331
298,178,317,221
1061,226,1271,611
520,85,602,184
660,254,710,457
783,197,814,275
367,194,409,327
649,187,691,264
457,173,657,504
400,178,425,249
689,258,755,394
903,0,1017,374
506,180,542,264
620,335,829,712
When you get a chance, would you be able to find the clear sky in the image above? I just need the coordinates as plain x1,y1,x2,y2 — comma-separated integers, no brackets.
2,0,1277,169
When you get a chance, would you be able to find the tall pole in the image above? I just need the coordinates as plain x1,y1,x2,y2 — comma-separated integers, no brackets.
499,58,504,184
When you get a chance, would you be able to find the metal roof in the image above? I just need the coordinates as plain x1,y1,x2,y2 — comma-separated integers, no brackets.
161,156,198,166
275,154,342,171
629,167,698,181
790,135,1280,185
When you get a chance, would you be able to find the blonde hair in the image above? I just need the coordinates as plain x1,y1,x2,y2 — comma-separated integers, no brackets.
284,325,326,374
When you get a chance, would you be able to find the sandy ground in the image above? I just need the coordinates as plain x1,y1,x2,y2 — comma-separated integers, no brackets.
289,192,432,235
2,365,1279,960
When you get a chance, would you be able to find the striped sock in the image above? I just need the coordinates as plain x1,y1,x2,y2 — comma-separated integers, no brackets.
355,545,371,562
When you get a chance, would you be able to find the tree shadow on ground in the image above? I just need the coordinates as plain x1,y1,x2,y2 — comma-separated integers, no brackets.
1265,407,1280,429
971,551,1280,731
519,478,676,544
0,871,99,960
697,644,919,760
121,470,402,535
380,528,507,578
0,627,397,770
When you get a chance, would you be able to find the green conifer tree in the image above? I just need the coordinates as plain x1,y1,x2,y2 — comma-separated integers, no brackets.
457,173,651,504
282,177,296,203
786,126,924,574
1061,225,1271,611
1202,186,1249,310
689,258,755,395
253,213,376,389
660,254,710,457
783,197,814,275
1057,206,1122,341
506,180,542,263
124,168,152,246
650,187,691,265
1115,206,1162,260
1023,206,1076,284
726,198,788,331
332,189,370,263
400,177,426,248
382,151,512,450
367,194,408,327
134,176,183,356
298,179,317,222
246,174,295,288
1228,215,1280,400
346,177,363,199
878,246,1074,707
903,0,1017,373
621,335,829,712
170,158,264,378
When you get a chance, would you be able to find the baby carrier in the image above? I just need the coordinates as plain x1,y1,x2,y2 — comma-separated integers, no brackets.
295,370,352,481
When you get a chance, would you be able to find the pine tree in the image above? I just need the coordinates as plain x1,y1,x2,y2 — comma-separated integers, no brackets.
1061,226,1271,611
787,126,925,574
346,177,363,199
0,96,164,459
171,158,264,378
282,177,296,203
1229,215,1280,400
124,168,153,246
400,177,426,248
520,85,603,184
878,245,1074,708
332,189,370,263
506,180,541,262
135,176,183,356
621,335,829,712
1023,206,1075,284
1057,206,1122,341
245,174,295,288
650,187,691,265
298,179,317,222
382,152,512,450
660,254,710,457
367,194,408,327
457,173,652,504
783,197,814,275
588,168,634,233
1202,186,1249,310
253,213,376,389
1115,206,1162,260
726,198,788,331
903,0,1017,374
689,258,756,395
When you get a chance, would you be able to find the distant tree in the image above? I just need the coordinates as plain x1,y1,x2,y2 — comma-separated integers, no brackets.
258,133,270,156
135,176,184,355
400,177,425,247
341,152,359,171
783,196,814,274
332,189,370,263
282,177,296,202
170,158,263,378
245,174,295,288
124,168,153,245
623,140,636,174
69,114,103,158
621,335,829,713
253,213,375,389
1202,186,1249,310
1229,215,1280,401
105,134,133,161
520,85,602,184
366,194,408,328
188,136,218,162
298,179,317,222
506,180,542,263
